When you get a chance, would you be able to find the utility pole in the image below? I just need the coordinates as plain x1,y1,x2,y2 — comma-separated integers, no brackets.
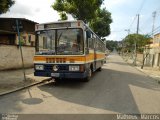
16,19,26,81
152,11,156,37
151,11,156,67
152,11,156,46
133,14,139,66
136,14,139,34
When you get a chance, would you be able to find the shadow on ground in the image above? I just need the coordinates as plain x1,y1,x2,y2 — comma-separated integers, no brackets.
37,66,160,114
0,53,159,114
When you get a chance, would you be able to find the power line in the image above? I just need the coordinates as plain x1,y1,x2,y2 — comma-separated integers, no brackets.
152,11,157,36
139,14,152,30
128,0,146,32
136,0,146,14
138,8,160,34
129,15,137,29
146,26,160,36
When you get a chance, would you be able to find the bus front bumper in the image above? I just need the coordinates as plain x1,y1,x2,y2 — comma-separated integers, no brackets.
34,71,88,79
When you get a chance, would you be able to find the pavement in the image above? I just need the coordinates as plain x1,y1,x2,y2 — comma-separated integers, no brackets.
0,54,159,96
0,68,51,96
122,55,160,83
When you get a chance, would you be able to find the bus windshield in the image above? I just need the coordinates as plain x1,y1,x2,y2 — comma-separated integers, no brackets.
36,28,84,55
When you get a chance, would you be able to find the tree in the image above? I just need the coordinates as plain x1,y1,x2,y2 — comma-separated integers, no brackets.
0,0,15,14
123,34,150,53
52,0,112,38
59,12,68,20
106,40,118,51
52,0,104,22
89,8,112,38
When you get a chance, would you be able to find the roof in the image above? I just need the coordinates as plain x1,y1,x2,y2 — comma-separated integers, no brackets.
0,17,38,24
0,17,38,33
154,32,160,37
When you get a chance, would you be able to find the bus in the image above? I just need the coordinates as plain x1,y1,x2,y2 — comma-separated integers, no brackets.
34,20,106,81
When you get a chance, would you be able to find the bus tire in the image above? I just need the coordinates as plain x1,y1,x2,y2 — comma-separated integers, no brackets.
54,78,60,82
83,68,92,82
97,67,102,71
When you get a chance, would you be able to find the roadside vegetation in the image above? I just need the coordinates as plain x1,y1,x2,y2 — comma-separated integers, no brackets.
106,40,118,52
121,34,151,53
117,34,151,67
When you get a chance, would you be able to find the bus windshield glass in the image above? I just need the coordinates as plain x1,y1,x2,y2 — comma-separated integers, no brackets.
36,28,84,55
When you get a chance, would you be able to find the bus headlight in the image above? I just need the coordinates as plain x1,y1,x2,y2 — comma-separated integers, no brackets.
69,65,79,71
35,65,44,70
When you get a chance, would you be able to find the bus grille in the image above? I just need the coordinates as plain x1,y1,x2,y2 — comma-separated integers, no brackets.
45,65,68,71
46,58,66,63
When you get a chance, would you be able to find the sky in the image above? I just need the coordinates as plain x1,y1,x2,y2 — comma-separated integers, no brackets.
0,0,160,41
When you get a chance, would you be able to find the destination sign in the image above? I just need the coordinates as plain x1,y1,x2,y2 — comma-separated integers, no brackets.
44,22,71,29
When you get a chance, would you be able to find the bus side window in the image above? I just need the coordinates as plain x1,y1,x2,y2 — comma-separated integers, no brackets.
93,35,96,49
95,37,98,51
86,30,92,48
88,38,92,49
87,31,94,49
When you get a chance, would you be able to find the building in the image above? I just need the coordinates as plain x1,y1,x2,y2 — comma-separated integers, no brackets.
152,33,160,67
146,33,160,68
0,18,38,70
0,18,37,46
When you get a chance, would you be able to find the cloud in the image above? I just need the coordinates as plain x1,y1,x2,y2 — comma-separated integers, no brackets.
11,2,34,16
35,8,41,13
0,0,60,23
0,1,34,17
103,0,130,9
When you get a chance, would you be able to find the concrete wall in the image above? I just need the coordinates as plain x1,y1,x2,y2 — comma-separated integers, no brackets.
0,45,35,70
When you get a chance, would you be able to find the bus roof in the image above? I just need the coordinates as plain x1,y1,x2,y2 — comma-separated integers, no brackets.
35,20,86,31
37,20,84,26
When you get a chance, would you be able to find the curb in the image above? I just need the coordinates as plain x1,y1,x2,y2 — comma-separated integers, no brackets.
136,67,160,84
0,78,52,96
121,55,160,84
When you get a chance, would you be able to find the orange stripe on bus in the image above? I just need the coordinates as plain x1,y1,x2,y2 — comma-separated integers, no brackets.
34,57,46,61
34,53,105,62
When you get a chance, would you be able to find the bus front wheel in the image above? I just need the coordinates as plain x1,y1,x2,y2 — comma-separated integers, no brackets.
97,67,102,71
83,68,92,82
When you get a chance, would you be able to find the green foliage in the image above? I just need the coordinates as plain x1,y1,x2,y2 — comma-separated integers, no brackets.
52,0,104,22
52,0,112,38
0,0,15,14
59,12,68,20
106,40,118,51
123,34,150,53
89,8,112,38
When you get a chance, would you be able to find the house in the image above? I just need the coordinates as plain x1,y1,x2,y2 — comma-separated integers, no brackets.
0,18,37,46
151,33,160,67
0,18,38,70
145,33,160,68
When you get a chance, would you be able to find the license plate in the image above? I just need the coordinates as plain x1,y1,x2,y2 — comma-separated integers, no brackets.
51,73,59,77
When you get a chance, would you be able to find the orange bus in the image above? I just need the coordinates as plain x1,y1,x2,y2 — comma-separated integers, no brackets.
34,20,106,81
